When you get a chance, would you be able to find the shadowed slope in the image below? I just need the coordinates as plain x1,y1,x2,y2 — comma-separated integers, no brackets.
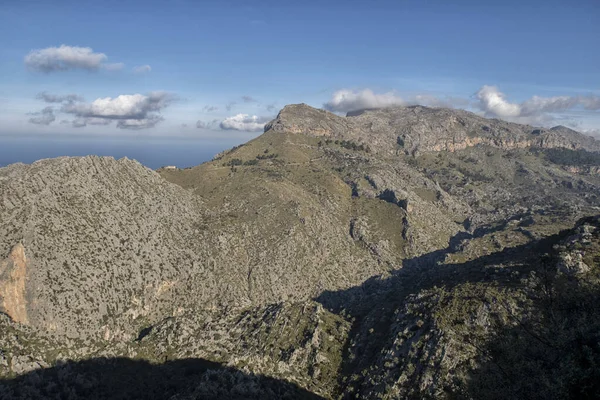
0,357,325,400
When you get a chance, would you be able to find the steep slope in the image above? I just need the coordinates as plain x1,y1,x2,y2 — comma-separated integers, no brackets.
0,156,205,339
2,215,599,399
316,215,600,399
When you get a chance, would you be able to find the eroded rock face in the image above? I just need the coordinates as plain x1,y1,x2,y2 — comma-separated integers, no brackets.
0,243,28,324
265,104,600,155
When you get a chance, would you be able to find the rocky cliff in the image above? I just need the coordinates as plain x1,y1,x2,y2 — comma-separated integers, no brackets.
0,244,28,324
267,104,600,155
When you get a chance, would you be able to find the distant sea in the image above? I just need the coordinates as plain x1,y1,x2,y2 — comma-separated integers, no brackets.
0,135,246,170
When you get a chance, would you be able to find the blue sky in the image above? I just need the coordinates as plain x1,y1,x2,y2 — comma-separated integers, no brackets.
1,0,599,149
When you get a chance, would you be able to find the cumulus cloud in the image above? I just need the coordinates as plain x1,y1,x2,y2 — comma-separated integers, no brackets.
220,114,271,132
27,90,174,130
63,91,173,119
133,65,151,74
475,86,522,118
324,88,472,114
324,89,405,113
28,106,56,125
37,92,83,104
60,91,174,129
475,85,600,124
24,45,123,72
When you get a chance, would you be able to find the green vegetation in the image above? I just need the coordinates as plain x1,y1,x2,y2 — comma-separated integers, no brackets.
538,148,600,166
322,138,370,152
223,158,243,166
256,153,278,160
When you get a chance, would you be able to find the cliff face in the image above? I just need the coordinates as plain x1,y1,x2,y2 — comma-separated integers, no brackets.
265,104,600,155
0,244,28,324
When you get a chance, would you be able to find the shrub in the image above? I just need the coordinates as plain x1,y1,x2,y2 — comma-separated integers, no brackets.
224,158,243,166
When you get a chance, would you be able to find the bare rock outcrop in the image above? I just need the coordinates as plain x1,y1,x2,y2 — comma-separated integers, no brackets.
0,243,28,324
265,104,600,155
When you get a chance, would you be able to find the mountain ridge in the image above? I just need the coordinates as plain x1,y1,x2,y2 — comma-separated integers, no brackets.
1,103,600,399
266,103,600,155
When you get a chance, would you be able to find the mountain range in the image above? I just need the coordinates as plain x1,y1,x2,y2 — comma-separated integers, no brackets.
1,104,600,399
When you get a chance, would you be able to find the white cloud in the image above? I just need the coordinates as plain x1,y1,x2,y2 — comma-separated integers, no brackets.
28,106,56,125
61,92,174,129
475,85,600,125
475,85,521,118
63,92,173,119
520,95,579,115
322,86,599,130
578,95,600,111
133,64,151,74
24,45,123,72
585,128,600,137
323,89,470,113
220,114,271,132
324,89,405,113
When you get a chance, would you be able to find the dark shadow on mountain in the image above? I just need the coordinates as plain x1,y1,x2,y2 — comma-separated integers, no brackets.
315,216,600,399
315,226,573,398
317,226,560,315
465,259,600,400
0,357,325,400
467,318,600,400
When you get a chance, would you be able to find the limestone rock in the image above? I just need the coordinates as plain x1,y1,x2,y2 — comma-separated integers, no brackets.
0,243,28,324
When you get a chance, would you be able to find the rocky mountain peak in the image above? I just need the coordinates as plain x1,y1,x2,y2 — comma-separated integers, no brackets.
264,103,347,136
265,103,600,155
